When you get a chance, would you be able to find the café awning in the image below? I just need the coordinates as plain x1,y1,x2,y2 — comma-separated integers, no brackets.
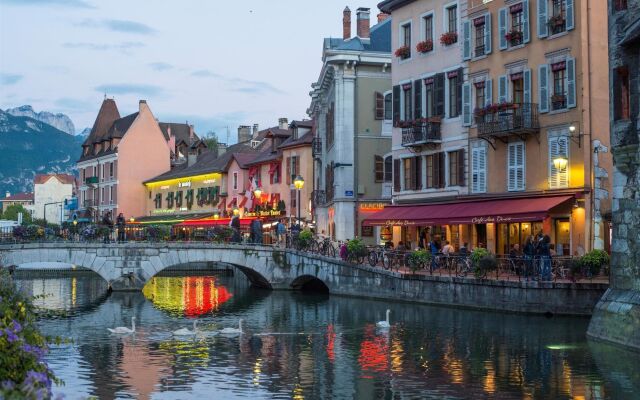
175,217,256,227
362,195,574,226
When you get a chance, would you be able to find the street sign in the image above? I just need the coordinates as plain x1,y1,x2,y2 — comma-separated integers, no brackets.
345,190,354,197
65,198,78,210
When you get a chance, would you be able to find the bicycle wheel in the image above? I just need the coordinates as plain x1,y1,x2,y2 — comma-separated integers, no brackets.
356,254,365,265
368,251,378,267
327,244,336,258
382,253,392,270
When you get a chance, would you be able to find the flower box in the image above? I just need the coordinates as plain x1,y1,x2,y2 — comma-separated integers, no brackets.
505,30,523,45
416,40,433,53
551,94,566,103
548,15,566,27
394,45,411,59
439,32,458,46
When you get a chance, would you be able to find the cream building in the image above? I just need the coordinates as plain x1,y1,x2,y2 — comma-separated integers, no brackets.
33,174,76,224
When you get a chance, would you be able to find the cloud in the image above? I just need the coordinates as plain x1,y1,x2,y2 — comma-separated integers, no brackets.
55,97,91,111
95,84,163,97
191,69,222,78
63,41,145,54
0,73,23,85
149,62,173,71
0,0,94,8
234,79,284,95
77,19,156,35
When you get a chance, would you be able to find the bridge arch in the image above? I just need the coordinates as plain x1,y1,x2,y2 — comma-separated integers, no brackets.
290,275,330,293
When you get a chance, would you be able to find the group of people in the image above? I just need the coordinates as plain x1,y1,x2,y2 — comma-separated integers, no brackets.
100,211,128,243
512,232,555,280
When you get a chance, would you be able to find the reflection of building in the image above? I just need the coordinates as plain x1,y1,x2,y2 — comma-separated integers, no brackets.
308,7,392,242
142,276,232,316
33,174,76,224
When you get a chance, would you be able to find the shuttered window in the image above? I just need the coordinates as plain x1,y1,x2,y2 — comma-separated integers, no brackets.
375,92,384,120
384,93,392,120
472,145,487,193
326,103,335,149
375,155,384,182
549,136,569,189
449,150,465,187
384,156,393,182
403,158,412,190
507,142,525,191
393,159,401,192
426,153,445,189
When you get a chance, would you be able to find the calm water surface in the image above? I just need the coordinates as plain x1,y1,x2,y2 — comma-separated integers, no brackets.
13,271,640,400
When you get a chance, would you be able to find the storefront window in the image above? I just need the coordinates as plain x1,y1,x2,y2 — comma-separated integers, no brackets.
497,222,542,255
555,219,570,256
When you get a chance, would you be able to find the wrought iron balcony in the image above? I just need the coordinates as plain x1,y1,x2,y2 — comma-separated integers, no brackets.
476,103,539,140
312,137,322,159
312,190,326,208
401,120,442,147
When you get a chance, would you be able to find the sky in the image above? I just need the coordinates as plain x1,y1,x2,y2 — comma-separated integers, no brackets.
0,0,382,142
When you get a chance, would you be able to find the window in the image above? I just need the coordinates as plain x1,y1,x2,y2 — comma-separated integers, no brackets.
448,71,460,118
475,82,486,111
509,4,524,46
472,144,487,193
615,67,630,120
507,142,525,191
291,189,297,208
426,153,445,189
326,102,335,149
550,0,567,35
109,186,114,203
425,78,435,117
375,156,384,182
401,22,412,58
402,157,422,191
101,187,105,204
403,158,412,190
384,93,392,120
233,172,238,190
402,84,412,121
549,136,569,189
81,168,86,181
109,162,114,178
511,73,524,103
447,5,457,34
384,156,393,182
448,150,465,186
551,62,567,110
423,15,433,43
474,17,486,57
614,0,628,11
375,92,384,120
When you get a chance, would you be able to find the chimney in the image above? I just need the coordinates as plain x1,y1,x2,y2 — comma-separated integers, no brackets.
377,12,390,23
252,124,259,139
343,6,351,40
238,125,252,143
356,7,371,39
278,118,289,130
187,152,197,167
189,124,194,141
5,191,9,198
139,99,148,112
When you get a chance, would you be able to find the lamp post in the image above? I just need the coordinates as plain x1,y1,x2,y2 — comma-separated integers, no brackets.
253,184,262,205
293,175,304,227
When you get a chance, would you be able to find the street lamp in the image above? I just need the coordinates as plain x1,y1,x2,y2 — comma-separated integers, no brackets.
233,206,239,216
293,175,304,227
253,185,262,201
129,217,135,223
213,212,220,220
553,155,568,171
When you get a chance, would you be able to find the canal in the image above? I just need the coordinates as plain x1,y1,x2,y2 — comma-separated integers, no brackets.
13,269,640,399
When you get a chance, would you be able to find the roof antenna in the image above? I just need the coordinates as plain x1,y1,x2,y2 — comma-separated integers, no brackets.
104,93,107,100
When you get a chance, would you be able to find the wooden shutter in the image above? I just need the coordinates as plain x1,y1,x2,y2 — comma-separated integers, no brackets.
409,157,417,190
433,154,441,189
295,156,300,175
498,7,508,50
415,156,422,190
392,85,401,126
435,73,445,117
286,157,291,185
457,149,465,186
414,80,422,119
375,92,384,120
537,0,548,38
485,13,492,54
498,75,508,103
522,0,530,43
472,146,487,193
566,0,575,31
566,57,577,108
523,68,532,104
439,152,446,188
462,82,471,126
485,79,493,106
457,67,464,116
393,159,401,192
462,20,471,60
508,142,525,191
538,64,550,113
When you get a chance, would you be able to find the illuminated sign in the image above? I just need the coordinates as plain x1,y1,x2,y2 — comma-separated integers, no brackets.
471,216,514,224
178,181,191,188
385,220,416,226
152,209,177,215
243,210,285,218
160,185,170,190
203,179,216,184
359,202,387,212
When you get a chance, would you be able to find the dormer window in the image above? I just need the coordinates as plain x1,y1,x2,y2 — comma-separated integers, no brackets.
292,128,298,140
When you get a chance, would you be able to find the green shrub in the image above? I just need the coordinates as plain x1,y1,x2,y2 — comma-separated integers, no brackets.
97,226,111,238
581,249,609,276
478,254,498,271
347,238,367,257
470,247,490,266
407,249,431,273
297,229,313,248
146,225,170,241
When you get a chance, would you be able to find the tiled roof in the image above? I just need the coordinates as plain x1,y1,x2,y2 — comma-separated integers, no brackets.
245,149,281,166
34,174,76,185
106,112,138,139
232,153,258,169
82,99,120,147
1,192,34,202
159,122,200,144
279,130,314,149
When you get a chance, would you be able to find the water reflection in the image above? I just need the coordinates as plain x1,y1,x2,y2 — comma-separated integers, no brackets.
13,272,639,399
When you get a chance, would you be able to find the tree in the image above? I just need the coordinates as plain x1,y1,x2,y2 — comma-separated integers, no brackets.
1,204,32,224
203,130,219,156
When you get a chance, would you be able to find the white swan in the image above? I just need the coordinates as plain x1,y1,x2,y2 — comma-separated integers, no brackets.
172,320,198,336
376,309,391,329
108,317,136,334
219,319,244,335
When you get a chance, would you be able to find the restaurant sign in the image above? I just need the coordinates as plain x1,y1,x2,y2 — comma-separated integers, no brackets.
470,216,514,224
385,219,416,226
359,202,387,212
243,210,285,218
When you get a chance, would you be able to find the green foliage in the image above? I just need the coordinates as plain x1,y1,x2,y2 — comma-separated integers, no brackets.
298,229,313,247
97,226,111,238
2,205,32,224
478,254,498,271
470,247,490,266
0,270,60,398
277,200,287,212
146,225,171,241
210,226,233,242
580,249,609,276
31,219,59,230
407,249,431,273
347,238,367,257
203,131,219,155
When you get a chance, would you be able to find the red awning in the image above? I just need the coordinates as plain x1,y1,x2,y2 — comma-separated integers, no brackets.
238,196,248,208
217,198,226,209
362,195,574,226
227,198,237,208
268,162,280,175
175,217,256,227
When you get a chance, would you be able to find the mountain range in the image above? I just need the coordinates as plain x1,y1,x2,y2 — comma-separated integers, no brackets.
0,109,83,195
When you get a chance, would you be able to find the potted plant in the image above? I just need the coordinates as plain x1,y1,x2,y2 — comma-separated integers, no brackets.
407,249,431,275
504,30,523,45
346,238,368,264
394,45,411,59
416,39,433,53
297,229,313,250
581,249,609,277
470,248,495,278
440,31,458,46
548,15,565,27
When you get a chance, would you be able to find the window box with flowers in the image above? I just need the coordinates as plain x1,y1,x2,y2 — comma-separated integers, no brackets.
505,30,523,46
547,15,566,35
394,46,411,60
440,32,458,46
416,40,433,53
551,94,567,110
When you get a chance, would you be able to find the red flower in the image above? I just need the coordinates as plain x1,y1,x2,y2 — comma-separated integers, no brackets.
416,40,433,53
440,32,458,46
394,46,410,59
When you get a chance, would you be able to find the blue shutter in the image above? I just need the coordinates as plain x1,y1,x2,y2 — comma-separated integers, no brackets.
523,68,531,104
538,64,549,113
462,82,471,126
537,0,548,38
498,75,508,103
566,57,576,108
485,79,493,106
463,20,471,60
522,0,530,43
498,8,508,50
566,0,575,31
485,13,492,54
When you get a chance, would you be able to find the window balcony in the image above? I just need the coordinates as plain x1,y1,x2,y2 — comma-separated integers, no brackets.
85,176,99,185
401,119,442,148
312,137,322,159
476,103,539,141
83,199,99,209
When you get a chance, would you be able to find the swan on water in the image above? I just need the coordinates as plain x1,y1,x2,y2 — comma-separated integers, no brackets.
108,317,136,334
376,309,391,329
219,319,244,335
172,319,198,336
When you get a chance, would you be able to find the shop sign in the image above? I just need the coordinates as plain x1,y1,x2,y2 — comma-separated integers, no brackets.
152,209,177,215
471,216,514,224
244,210,285,218
385,219,416,226
345,190,354,197
160,185,170,190
359,202,386,212
178,181,191,188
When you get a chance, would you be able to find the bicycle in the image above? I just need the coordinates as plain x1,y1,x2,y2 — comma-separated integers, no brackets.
318,237,336,258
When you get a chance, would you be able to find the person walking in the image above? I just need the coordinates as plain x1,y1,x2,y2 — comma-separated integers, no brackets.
276,219,286,248
539,235,552,281
102,212,113,244
116,213,126,243
523,235,535,280
230,215,241,243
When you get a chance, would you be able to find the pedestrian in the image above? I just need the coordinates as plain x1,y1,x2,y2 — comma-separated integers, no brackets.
116,213,125,243
418,229,427,249
441,240,454,255
230,215,241,243
539,235,552,281
102,212,113,244
276,219,286,247
459,242,469,256
429,236,440,271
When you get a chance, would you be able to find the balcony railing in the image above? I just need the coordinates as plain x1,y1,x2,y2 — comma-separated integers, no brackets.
312,190,326,208
83,199,98,208
401,120,442,147
85,176,99,185
312,137,322,159
476,103,539,139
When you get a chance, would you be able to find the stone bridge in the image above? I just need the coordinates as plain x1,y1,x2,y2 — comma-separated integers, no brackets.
0,242,608,316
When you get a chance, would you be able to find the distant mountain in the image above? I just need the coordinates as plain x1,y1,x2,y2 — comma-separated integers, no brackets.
78,127,91,137
4,105,76,135
0,110,82,195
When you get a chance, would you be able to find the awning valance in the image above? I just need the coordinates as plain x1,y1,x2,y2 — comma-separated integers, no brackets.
362,195,574,226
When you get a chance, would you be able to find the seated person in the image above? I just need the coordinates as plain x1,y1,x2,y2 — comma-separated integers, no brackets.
509,243,521,259
441,240,454,255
